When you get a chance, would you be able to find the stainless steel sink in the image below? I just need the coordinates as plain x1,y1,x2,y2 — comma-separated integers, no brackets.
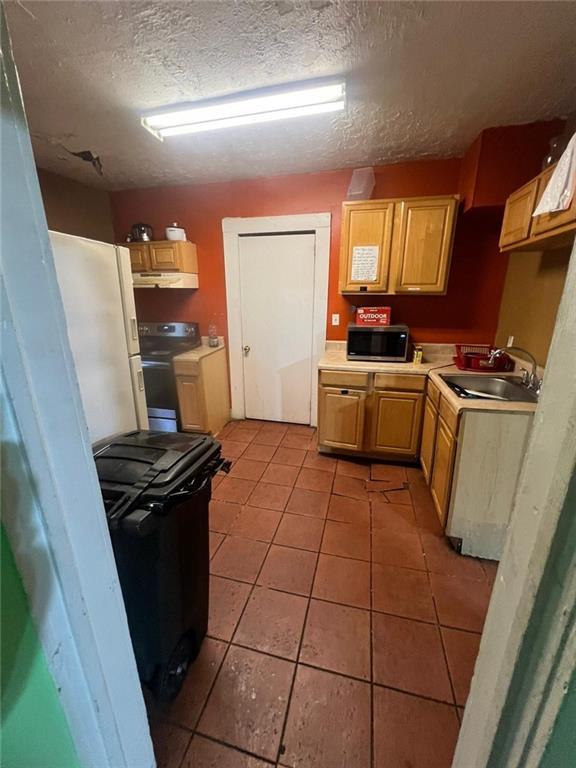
440,374,538,403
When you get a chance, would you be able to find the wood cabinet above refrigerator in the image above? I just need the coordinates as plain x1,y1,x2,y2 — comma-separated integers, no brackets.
339,195,459,295
124,240,198,273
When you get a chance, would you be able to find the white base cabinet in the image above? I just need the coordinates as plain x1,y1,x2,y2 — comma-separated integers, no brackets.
446,410,533,560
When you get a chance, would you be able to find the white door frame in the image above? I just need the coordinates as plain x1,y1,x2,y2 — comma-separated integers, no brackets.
1,13,154,767
222,213,330,426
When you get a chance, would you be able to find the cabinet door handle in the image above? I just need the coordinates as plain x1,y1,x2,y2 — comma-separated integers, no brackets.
340,389,349,395
243,345,251,355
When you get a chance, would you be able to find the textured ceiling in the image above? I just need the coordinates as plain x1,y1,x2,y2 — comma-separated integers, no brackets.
5,1,576,190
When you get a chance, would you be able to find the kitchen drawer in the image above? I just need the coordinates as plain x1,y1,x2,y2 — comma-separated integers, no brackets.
374,373,426,392
319,370,370,389
427,379,441,409
173,359,200,377
439,396,459,435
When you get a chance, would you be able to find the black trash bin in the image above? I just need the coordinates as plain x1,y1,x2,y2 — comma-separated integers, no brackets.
93,430,230,702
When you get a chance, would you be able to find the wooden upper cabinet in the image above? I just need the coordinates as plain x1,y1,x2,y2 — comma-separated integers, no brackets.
339,201,394,293
368,390,423,456
128,243,150,272
339,195,458,295
531,164,576,237
499,178,539,248
318,386,366,451
126,241,198,273
149,242,180,270
393,197,458,294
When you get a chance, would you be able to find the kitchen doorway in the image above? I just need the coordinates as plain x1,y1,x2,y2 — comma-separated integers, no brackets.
223,213,330,426
239,232,315,423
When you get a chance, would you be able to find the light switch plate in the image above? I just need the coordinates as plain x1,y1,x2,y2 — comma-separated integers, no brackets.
507,335,514,347
331,313,340,326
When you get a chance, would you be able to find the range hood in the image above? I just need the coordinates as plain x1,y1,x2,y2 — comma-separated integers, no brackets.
132,272,199,289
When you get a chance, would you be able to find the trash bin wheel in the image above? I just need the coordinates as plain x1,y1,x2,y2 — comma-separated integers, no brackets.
153,633,193,703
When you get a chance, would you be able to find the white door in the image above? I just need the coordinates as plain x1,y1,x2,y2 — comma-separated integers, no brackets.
239,233,315,424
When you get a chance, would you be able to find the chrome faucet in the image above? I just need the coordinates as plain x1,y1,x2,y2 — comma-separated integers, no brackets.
489,346,540,391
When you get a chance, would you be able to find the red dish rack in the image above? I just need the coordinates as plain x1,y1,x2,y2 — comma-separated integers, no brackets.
453,344,514,372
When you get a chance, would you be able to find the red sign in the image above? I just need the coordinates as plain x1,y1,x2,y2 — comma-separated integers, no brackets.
356,306,391,326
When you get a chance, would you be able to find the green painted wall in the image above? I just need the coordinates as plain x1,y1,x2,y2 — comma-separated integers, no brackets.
541,669,576,768
1,525,80,768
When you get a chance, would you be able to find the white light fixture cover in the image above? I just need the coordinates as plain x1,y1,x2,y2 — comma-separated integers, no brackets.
142,80,346,139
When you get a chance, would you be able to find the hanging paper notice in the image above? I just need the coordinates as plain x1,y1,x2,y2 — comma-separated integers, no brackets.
351,245,379,282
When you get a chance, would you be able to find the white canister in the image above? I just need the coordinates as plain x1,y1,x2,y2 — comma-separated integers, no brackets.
165,222,186,241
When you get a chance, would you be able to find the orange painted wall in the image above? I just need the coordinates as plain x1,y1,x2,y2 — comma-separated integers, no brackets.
110,157,508,345
459,119,563,210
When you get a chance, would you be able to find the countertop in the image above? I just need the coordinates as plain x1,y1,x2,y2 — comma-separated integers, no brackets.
173,340,226,363
318,342,539,415
429,366,538,415
317,343,453,375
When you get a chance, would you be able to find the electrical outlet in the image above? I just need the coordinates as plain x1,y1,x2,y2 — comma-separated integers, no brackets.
331,313,340,326
507,335,514,347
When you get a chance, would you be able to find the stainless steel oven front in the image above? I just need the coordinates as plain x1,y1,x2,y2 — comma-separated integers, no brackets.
141,357,179,432
139,321,201,432
346,324,410,362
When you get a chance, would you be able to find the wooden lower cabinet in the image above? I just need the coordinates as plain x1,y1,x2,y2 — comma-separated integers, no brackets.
176,376,204,431
430,416,457,527
317,372,424,459
318,387,366,451
173,346,230,434
420,395,438,483
368,391,423,456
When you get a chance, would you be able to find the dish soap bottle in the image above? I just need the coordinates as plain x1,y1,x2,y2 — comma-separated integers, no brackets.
208,323,219,348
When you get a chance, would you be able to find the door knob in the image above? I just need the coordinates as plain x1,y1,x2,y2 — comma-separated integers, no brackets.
243,345,251,355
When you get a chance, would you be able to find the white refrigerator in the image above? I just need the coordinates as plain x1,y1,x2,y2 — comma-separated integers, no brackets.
50,231,149,443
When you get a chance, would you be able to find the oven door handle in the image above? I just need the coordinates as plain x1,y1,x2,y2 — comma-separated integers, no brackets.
141,359,172,370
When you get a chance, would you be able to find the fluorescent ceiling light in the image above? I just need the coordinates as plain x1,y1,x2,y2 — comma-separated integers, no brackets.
142,81,345,139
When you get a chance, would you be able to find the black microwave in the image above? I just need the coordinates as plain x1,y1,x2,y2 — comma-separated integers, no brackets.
347,324,410,362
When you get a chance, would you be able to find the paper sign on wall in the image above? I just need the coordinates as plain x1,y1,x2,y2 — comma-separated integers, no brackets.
351,245,379,282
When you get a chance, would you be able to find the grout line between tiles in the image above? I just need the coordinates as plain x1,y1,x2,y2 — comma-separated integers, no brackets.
369,490,375,768
273,464,335,765
437,612,460,710
372,681,460,708
202,450,480,763
174,728,194,768
425,556,460,714
210,554,484,634
192,732,277,766
190,515,280,761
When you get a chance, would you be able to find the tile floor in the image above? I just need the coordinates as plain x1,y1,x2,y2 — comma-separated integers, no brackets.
149,419,497,768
